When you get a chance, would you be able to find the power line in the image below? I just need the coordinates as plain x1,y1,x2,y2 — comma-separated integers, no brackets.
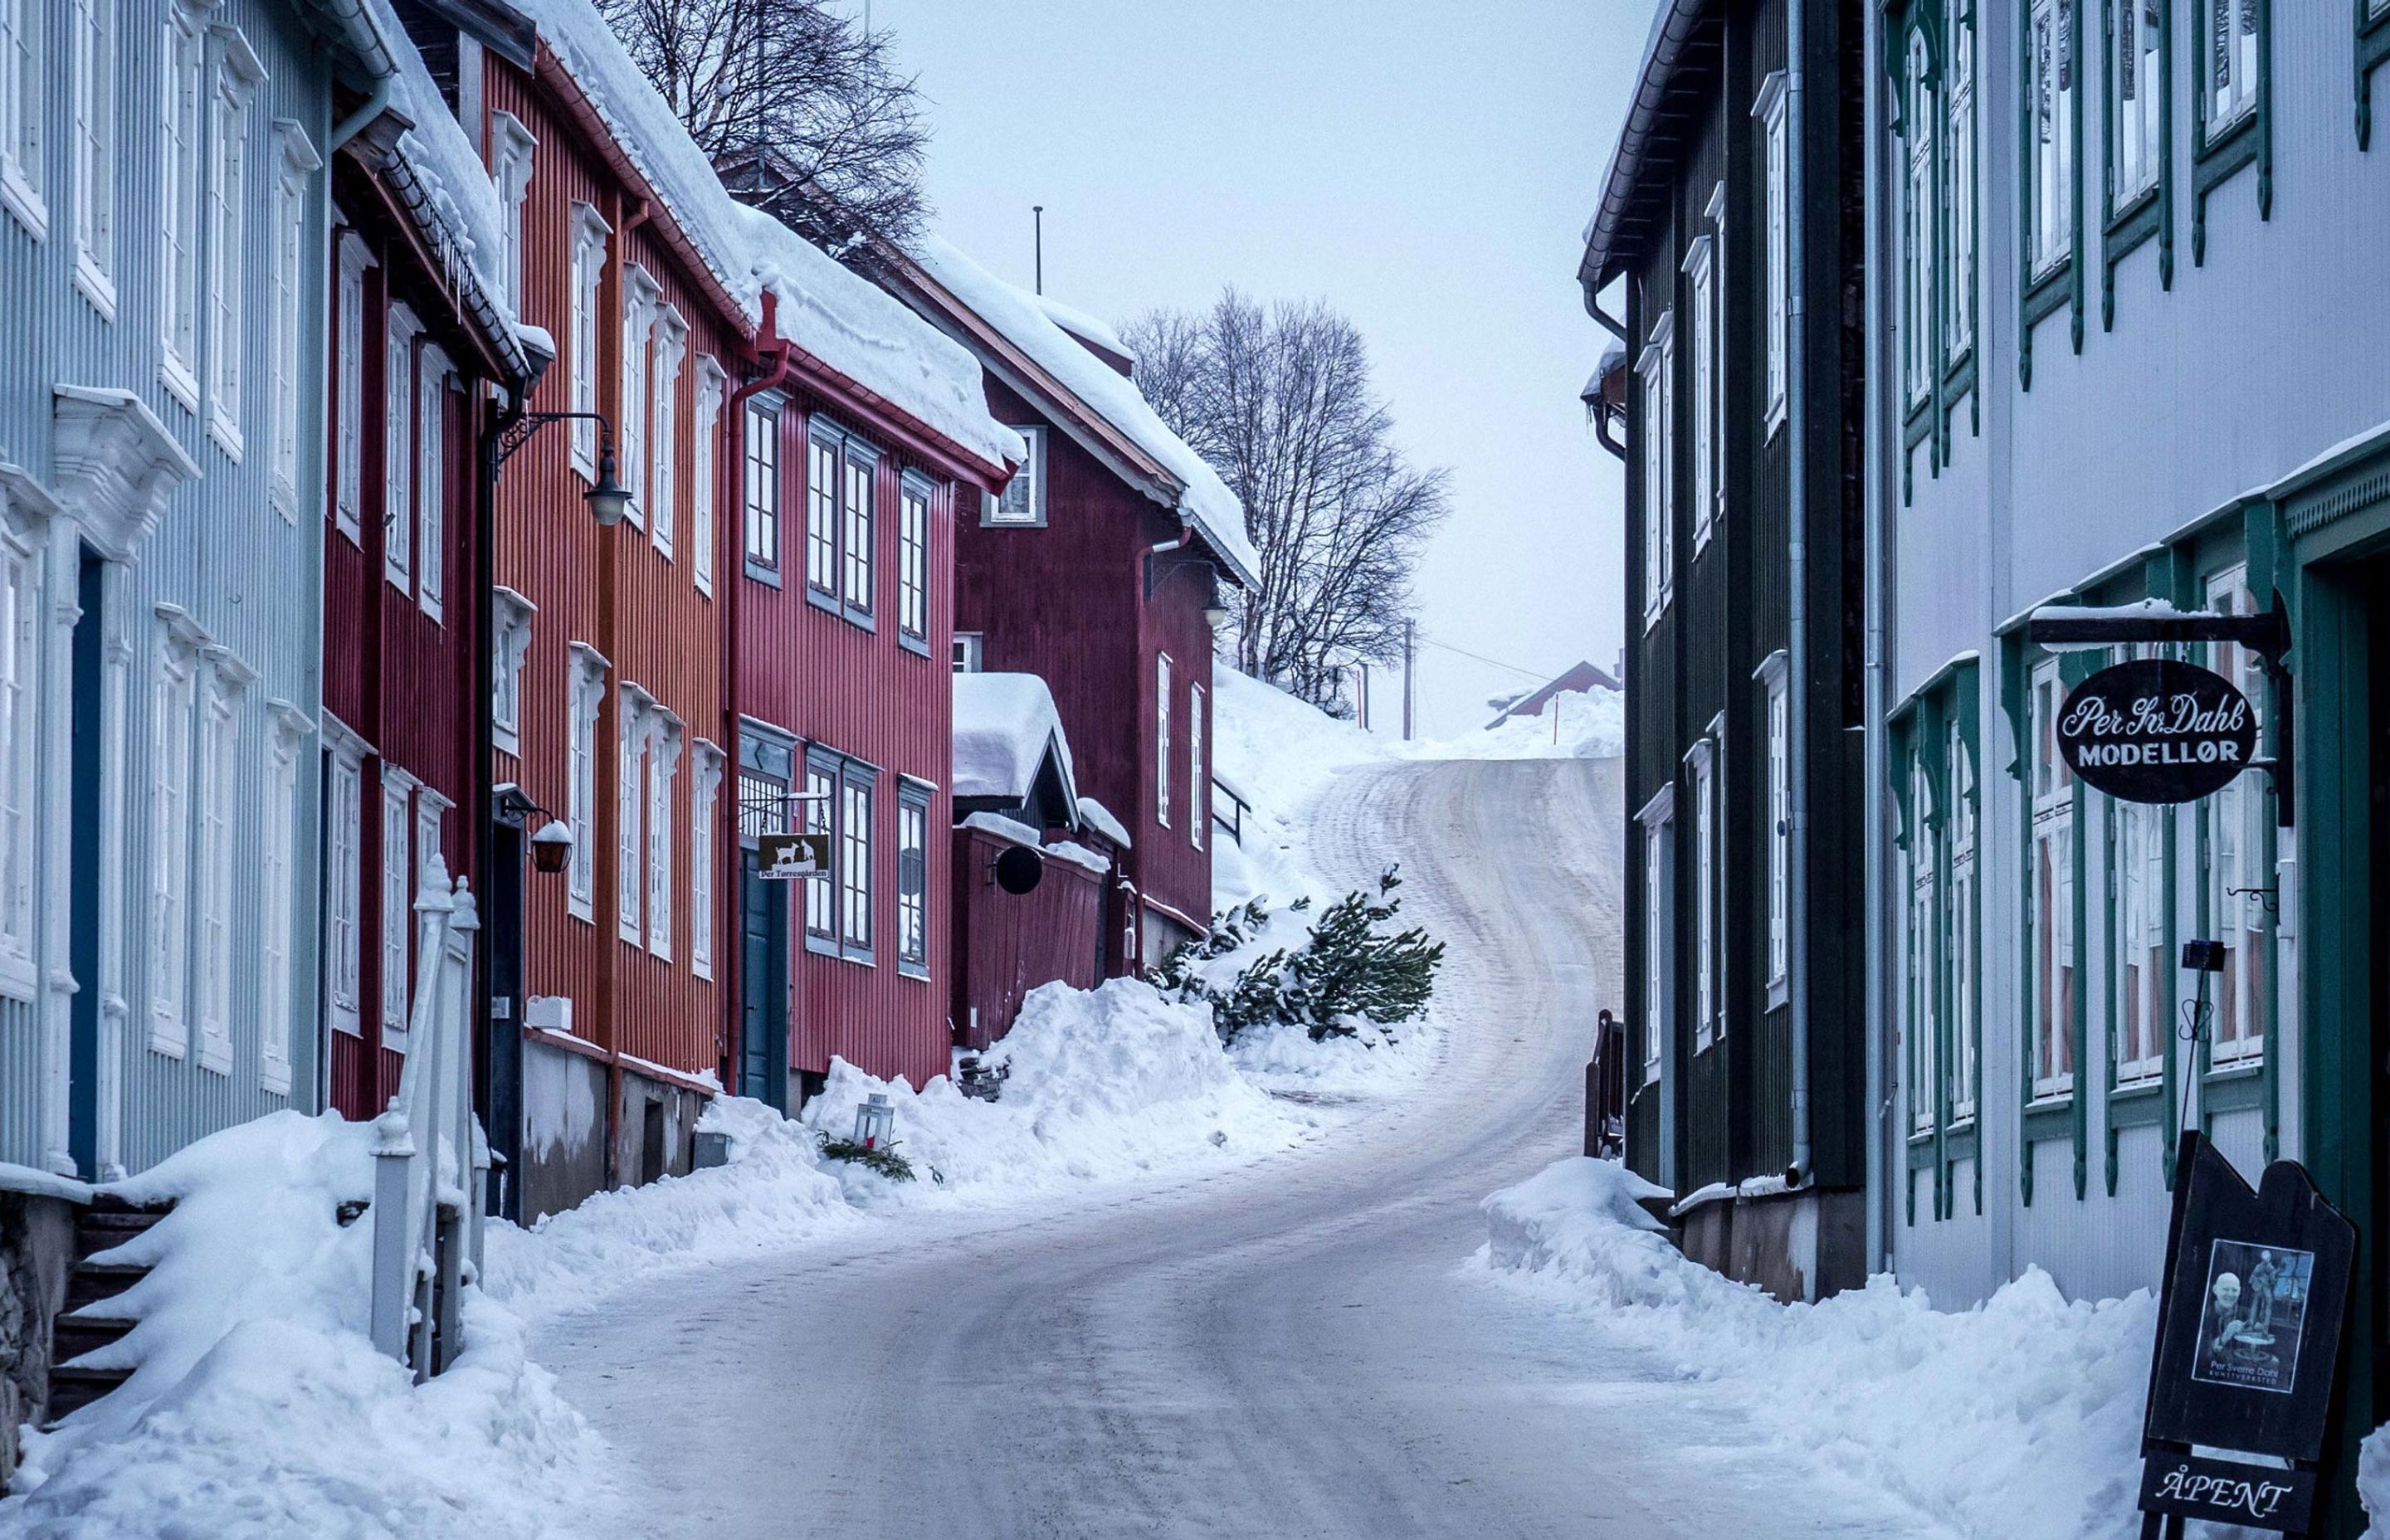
1412,632,1556,684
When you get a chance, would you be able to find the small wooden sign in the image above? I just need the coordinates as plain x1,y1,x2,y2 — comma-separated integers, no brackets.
758,831,831,880
2139,1454,2315,1530
2058,659,2258,805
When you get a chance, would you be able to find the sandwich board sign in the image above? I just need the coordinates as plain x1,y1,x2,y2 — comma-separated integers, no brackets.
758,831,831,880
2135,1131,2355,1536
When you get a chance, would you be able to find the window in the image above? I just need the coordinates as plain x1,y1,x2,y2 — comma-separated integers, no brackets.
414,792,446,962
324,735,363,1036
897,476,929,646
618,687,651,944
690,743,723,980
334,230,372,543
1156,653,1174,828
381,770,413,1046
204,28,261,456
70,0,117,309
843,440,876,621
1685,228,1717,547
648,719,680,958
2115,789,2167,1087
896,784,929,976
0,0,44,234
1189,681,1207,851
1764,657,1789,996
744,398,780,579
841,765,873,960
651,309,684,558
149,626,199,1055
802,758,836,945
1947,733,1978,1119
1756,71,1789,431
2027,0,2076,279
490,587,534,757
2030,655,2075,1098
807,432,836,594
0,544,29,993
1902,31,1937,411
2110,0,2163,207
568,202,609,477
1640,797,1674,1086
160,7,205,403
2201,0,2258,133
1906,757,1937,1133
417,346,450,621
1692,743,1717,1052
1638,314,1675,626
953,633,983,673
488,111,535,314
1945,1,1978,359
267,124,318,516
618,267,659,529
2204,568,2267,1067
988,426,1044,524
566,645,607,920
193,667,240,1073
259,710,303,1094
693,358,724,595
384,305,422,593
807,417,881,620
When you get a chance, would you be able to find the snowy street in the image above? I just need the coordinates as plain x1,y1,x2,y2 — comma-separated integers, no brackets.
539,758,1947,1538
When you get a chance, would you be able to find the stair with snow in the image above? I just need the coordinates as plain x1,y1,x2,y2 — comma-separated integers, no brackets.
44,1196,171,1425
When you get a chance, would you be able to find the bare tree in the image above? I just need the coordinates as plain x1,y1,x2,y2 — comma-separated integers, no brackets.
598,0,928,248
1124,293,1450,715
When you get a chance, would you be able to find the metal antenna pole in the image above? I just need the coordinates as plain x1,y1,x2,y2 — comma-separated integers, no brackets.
1034,205,1044,295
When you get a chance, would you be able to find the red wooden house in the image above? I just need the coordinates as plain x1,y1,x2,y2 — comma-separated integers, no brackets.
877,239,1258,973
319,36,533,1123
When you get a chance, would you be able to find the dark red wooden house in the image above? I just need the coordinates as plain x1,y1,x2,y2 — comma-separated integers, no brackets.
877,239,1258,973
319,45,533,1123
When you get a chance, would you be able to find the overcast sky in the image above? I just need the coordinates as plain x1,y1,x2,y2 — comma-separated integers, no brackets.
876,0,1654,738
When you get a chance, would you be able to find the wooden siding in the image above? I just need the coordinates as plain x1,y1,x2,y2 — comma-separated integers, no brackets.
949,826,1105,1049
955,375,1217,965
738,381,957,1094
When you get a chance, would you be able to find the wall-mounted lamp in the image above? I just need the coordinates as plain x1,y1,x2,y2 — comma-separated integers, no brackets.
529,820,574,875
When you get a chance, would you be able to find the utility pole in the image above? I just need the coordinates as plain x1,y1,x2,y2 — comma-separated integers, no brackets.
1402,620,1415,741
1033,206,1044,295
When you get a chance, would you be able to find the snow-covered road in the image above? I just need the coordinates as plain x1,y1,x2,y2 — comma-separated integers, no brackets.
542,759,1950,1538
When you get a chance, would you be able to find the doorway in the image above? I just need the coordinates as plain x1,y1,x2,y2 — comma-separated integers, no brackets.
739,850,788,1111
66,551,104,1176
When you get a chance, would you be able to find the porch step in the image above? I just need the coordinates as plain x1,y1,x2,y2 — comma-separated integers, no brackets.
43,1364,134,1424
73,1201,170,1260
61,1260,145,1313
51,1313,138,1365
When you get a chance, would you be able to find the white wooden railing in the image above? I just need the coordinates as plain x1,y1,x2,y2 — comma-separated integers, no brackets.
369,854,487,1378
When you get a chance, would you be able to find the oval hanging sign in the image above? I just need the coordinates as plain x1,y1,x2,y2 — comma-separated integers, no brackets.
2057,658,2258,805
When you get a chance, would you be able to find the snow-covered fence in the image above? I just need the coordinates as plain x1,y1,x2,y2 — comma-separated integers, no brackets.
369,855,487,1378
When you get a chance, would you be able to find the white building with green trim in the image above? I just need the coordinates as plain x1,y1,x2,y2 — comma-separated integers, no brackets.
1870,0,2390,1521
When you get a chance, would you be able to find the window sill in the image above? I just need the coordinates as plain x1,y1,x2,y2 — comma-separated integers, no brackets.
842,607,877,635
2026,1088,2075,1111
334,511,363,548
261,1060,292,1098
2204,1055,2265,1082
0,948,36,1005
149,1015,189,1060
1764,399,1787,441
804,931,839,959
207,413,244,464
494,726,521,758
566,899,597,925
0,163,47,242
271,477,299,524
980,514,1046,530
161,357,201,416
197,1036,232,1077
329,1011,363,1039
897,633,931,659
71,252,117,322
840,950,876,970
744,562,783,590
897,961,929,981
1764,977,1788,1011
805,585,841,618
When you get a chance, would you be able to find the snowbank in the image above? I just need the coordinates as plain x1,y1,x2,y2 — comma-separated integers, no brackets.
953,671,1075,802
802,979,1308,1200
910,236,1258,585
2,1113,628,1538
1478,1158,2157,1540
1405,686,1624,762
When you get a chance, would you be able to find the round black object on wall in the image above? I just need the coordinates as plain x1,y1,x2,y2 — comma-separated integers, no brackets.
2057,657,2260,805
993,844,1046,895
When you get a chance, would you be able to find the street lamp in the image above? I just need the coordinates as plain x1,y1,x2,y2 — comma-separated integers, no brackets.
586,444,632,527
1203,593,1232,631
492,410,630,531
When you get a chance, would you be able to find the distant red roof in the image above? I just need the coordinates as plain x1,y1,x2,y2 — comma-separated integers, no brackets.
1486,660,1623,728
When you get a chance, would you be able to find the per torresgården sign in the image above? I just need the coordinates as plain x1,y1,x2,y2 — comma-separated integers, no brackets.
2058,658,2259,806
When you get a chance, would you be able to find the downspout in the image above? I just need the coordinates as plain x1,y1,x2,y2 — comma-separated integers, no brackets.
1860,0,1891,1273
329,76,397,154
1785,0,1815,1189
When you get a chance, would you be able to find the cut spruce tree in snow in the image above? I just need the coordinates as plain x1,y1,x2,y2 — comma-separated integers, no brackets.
1155,867,1443,1045
816,1134,922,1182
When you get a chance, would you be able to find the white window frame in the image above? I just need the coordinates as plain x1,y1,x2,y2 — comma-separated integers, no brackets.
693,358,724,596
988,425,1045,525
2201,0,2258,134
953,633,983,673
1155,652,1174,829
0,536,35,999
1907,754,1938,1133
259,704,305,1094
69,0,118,313
1902,30,1937,412
267,122,319,518
2110,0,2160,207
203,26,263,459
148,619,201,1057
159,5,207,407
745,397,781,578
384,304,422,594
1188,680,1207,851
2115,777,2166,1088
897,477,929,644
380,767,416,1050
1638,785,1676,1089
1683,231,1717,549
840,767,874,961
565,643,607,920
334,226,374,543
2028,0,2076,280
323,720,366,1037
0,0,46,236
491,587,536,758
1691,740,1717,1052
1946,4,1978,359
1754,70,1790,436
1638,313,1675,629
895,782,929,976
417,344,451,621
651,305,685,559
841,436,876,621
690,741,723,980
617,685,652,944
1948,732,1978,1120
618,266,659,529
1760,651,1789,1001
802,759,836,944
193,659,242,1075
487,110,536,315
568,201,610,478
648,717,680,958
416,788,448,962
2204,566,2267,1068
2030,655,2076,1099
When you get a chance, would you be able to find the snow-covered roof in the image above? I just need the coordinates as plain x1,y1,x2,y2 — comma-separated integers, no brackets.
500,0,1019,472
909,236,1261,588
1034,296,1133,362
1075,796,1131,850
954,672,1077,804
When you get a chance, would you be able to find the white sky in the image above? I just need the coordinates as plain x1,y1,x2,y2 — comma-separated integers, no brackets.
875,0,1654,737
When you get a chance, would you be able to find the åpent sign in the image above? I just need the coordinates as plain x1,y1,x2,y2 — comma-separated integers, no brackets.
2056,658,2258,805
